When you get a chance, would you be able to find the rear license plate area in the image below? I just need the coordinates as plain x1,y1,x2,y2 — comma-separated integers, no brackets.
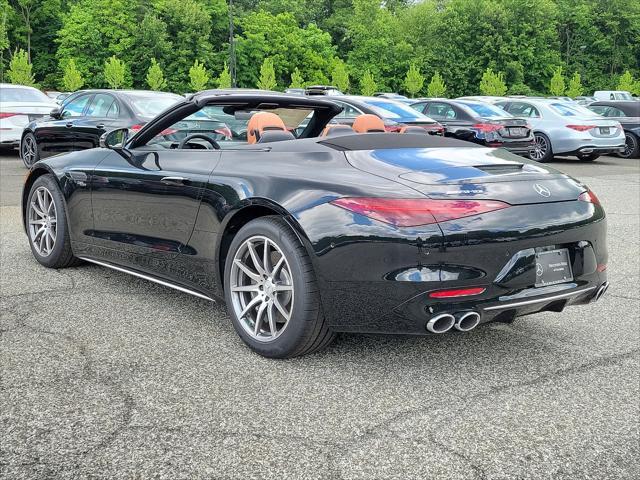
508,127,527,137
599,127,610,135
535,249,573,287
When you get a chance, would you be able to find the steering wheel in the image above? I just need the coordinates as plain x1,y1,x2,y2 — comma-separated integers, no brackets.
178,134,220,150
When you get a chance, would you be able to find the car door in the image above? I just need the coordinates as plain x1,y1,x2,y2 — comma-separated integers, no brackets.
424,102,471,137
36,93,92,156
74,93,125,151
90,147,221,262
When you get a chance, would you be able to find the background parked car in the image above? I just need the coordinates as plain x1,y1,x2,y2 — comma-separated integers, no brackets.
495,98,625,162
411,99,534,156
373,93,414,104
588,101,640,158
20,89,185,167
304,85,344,96
593,90,635,101
0,83,57,151
329,96,443,134
575,96,597,106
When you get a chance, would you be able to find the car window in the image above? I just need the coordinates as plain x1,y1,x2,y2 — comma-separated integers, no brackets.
410,102,426,113
0,87,51,103
125,93,182,117
106,101,120,119
365,100,428,119
458,101,511,118
62,94,91,117
426,103,457,119
550,102,598,117
505,102,540,118
333,101,362,118
86,94,116,117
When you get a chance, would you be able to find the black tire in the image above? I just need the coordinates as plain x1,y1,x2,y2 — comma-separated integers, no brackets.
223,216,335,358
26,174,82,268
618,132,639,159
20,132,40,168
577,153,600,162
530,132,553,163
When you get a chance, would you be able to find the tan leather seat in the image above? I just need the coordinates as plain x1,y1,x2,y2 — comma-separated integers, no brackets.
321,124,353,137
352,114,386,133
247,112,287,144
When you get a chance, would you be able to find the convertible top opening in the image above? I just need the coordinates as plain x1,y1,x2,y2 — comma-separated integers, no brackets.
316,133,480,151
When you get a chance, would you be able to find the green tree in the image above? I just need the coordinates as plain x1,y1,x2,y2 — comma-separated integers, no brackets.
404,63,424,97
257,57,277,90
146,58,167,91
188,59,209,91
7,48,35,85
566,72,583,97
289,67,304,88
479,68,507,96
617,70,635,91
549,66,565,95
61,58,83,91
0,1,10,81
331,60,349,93
104,55,126,89
427,71,446,97
360,69,377,96
216,62,231,88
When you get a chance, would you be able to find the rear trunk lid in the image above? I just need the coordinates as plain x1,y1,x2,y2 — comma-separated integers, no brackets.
0,101,57,115
346,147,586,205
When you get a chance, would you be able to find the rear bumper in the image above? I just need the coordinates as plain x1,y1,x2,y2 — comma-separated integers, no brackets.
563,145,626,156
0,128,22,146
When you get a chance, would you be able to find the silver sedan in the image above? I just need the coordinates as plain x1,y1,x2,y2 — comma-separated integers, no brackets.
495,98,625,162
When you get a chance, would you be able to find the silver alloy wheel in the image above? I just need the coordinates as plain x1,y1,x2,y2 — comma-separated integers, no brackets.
229,235,294,342
622,133,636,158
531,134,547,160
22,135,37,166
28,186,57,257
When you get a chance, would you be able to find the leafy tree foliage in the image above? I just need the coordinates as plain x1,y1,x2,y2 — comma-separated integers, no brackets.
104,55,127,89
479,68,507,96
289,67,304,88
257,57,277,90
617,70,635,91
549,66,565,95
146,58,167,91
566,72,583,97
427,71,446,98
188,59,209,91
61,58,83,91
404,64,423,97
7,47,35,85
331,60,349,93
360,69,376,96
216,62,232,88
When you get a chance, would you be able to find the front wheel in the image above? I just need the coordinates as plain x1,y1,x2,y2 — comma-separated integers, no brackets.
577,153,600,162
21,132,40,168
224,216,335,358
530,132,553,163
618,133,639,159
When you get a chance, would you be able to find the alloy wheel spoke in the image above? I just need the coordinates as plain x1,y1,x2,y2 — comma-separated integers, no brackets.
271,257,285,277
231,283,260,292
29,219,46,225
247,241,266,275
33,226,46,241
267,303,277,337
234,259,261,282
239,295,262,319
31,201,45,218
273,297,290,321
254,301,268,335
274,284,293,292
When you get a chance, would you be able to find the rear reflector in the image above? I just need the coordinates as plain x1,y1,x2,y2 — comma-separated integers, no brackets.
566,125,594,132
578,189,601,205
472,123,502,133
330,198,510,227
597,263,607,273
0,112,19,119
430,287,486,299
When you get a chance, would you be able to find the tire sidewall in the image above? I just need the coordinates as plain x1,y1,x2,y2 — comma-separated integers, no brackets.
26,174,71,267
223,217,318,358
21,132,39,169
620,132,639,159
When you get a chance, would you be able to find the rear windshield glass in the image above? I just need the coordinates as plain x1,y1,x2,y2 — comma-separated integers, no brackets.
126,93,182,117
366,100,429,120
550,103,598,117
1,87,50,103
457,101,511,118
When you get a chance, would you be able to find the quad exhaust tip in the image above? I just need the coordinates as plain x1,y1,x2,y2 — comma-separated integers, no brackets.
454,311,481,332
426,313,456,334
593,282,609,302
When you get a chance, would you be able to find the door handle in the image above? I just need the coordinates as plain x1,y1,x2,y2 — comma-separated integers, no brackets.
161,176,189,186
65,122,73,128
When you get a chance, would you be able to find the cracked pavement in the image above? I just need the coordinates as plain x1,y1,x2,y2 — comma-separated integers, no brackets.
1,151,638,479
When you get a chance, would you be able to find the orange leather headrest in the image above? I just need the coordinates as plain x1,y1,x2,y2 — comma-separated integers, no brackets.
247,112,286,144
352,114,386,133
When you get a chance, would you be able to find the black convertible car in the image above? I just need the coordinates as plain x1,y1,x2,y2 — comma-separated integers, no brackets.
587,101,640,158
22,91,609,358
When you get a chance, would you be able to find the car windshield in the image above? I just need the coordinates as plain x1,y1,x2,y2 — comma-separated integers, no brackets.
1,87,51,103
365,100,430,120
457,101,511,118
127,93,182,117
550,102,599,117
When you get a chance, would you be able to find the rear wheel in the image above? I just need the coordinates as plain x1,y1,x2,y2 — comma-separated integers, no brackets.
577,153,600,162
224,216,335,358
530,132,553,162
619,132,639,159
26,174,81,268
21,132,40,168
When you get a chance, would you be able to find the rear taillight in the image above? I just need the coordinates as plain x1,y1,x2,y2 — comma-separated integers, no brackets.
384,125,403,133
422,123,445,135
472,123,502,133
429,287,486,299
330,197,510,227
578,189,601,205
0,112,19,119
566,125,593,132
130,124,144,133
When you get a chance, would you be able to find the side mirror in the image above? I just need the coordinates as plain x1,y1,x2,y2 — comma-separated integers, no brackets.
100,127,129,150
50,107,63,119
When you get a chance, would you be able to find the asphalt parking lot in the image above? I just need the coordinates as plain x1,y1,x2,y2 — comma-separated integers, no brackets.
1,150,638,480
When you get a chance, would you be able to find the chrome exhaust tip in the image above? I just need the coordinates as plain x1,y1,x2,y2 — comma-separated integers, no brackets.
593,282,609,302
426,313,455,334
454,311,481,332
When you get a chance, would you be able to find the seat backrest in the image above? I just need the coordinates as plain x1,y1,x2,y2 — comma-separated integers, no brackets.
399,126,428,134
321,124,354,137
257,130,296,143
247,112,287,144
352,114,386,133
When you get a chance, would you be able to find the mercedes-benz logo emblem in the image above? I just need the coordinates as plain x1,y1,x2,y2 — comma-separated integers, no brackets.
534,183,551,197
536,263,544,276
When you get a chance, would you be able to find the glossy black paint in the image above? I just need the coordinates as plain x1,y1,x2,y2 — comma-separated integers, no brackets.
22,93,608,335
